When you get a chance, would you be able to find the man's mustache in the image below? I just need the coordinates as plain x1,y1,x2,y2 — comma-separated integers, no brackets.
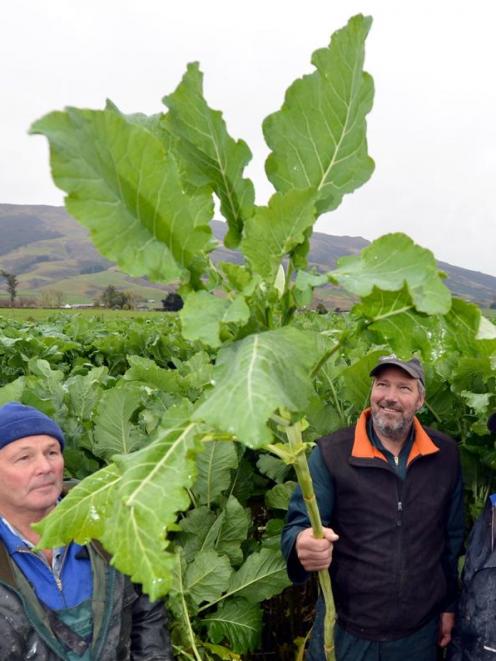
379,402,403,412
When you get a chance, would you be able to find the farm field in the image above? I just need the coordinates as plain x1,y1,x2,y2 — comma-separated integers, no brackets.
0,307,165,322
5,11,496,659
0,301,495,657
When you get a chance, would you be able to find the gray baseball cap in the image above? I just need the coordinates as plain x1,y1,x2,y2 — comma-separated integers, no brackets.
369,354,425,386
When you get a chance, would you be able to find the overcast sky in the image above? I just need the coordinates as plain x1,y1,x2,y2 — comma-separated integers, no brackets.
3,0,496,276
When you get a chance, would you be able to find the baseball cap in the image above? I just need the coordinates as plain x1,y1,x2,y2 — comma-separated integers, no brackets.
369,354,425,386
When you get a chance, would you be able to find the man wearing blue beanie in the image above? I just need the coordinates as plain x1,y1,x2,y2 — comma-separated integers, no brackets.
0,402,173,660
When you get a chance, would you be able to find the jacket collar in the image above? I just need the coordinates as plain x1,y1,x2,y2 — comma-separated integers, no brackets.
352,408,439,465
0,540,16,588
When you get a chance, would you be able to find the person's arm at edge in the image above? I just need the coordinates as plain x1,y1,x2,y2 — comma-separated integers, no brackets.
280,445,335,584
445,501,485,660
130,584,174,660
439,465,465,648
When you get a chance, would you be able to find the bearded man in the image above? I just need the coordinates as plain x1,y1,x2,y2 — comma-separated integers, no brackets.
282,355,464,661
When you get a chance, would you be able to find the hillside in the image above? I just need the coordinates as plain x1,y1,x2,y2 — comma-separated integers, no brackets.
0,203,495,308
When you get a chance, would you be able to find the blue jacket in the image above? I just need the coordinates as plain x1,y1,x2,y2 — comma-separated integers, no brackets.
0,517,92,611
0,536,172,660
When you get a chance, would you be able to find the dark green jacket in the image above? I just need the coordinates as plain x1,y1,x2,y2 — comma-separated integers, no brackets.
448,497,496,661
0,539,173,660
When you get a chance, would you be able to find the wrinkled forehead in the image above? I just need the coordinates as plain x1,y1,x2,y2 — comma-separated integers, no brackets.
0,434,62,457
372,365,418,382
372,366,424,395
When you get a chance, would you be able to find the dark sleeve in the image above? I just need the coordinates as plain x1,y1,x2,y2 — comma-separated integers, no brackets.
280,445,335,584
440,465,465,612
445,636,463,661
130,585,174,661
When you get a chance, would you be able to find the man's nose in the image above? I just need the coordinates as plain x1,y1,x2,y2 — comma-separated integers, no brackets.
35,455,53,472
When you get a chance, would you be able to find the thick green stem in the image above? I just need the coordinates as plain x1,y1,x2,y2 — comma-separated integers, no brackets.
173,646,196,661
368,305,413,323
310,340,342,379
424,399,442,423
176,554,202,661
325,373,345,423
267,305,274,329
286,423,335,660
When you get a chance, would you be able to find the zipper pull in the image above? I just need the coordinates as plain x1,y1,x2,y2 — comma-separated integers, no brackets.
394,456,399,467
54,574,63,591
396,501,403,526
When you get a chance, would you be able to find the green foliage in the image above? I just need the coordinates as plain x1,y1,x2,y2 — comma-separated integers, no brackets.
92,385,145,459
330,233,451,314
31,109,214,288
185,550,233,605
241,190,316,283
180,291,250,348
162,62,255,249
263,14,374,215
193,327,323,447
26,12,496,660
31,14,375,305
194,442,239,506
3,301,496,657
203,598,262,654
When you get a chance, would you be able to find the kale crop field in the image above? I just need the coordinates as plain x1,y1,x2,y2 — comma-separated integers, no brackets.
0,307,163,322
17,12,496,659
0,302,494,658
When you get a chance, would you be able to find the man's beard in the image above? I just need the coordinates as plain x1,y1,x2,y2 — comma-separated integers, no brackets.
372,404,414,442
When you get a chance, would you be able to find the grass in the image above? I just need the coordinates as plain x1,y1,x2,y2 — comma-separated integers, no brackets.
14,273,166,305
0,307,166,322
2,302,494,324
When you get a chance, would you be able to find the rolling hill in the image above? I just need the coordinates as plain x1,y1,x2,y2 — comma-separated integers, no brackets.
0,203,494,308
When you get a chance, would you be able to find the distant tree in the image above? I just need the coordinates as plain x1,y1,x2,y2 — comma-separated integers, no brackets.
123,291,143,310
17,298,38,308
315,302,327,315
161,292,184,312
0,270,18,306
98,285,137,309
39,289,65,308
99,285,126,309
490,299,496,310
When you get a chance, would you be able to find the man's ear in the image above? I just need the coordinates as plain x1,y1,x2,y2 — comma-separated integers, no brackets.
416,380,425,411
416,395,425,411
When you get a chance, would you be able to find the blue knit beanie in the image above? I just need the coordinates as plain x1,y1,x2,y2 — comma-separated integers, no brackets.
0,402,65,450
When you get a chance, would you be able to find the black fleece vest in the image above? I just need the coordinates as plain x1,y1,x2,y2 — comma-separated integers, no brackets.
318,424,460,641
